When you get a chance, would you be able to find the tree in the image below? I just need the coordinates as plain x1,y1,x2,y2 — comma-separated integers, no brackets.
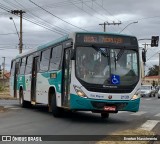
147,65,159,76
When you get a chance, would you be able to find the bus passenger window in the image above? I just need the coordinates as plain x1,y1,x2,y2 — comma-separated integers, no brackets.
19,57,26,75
25,55,33,74
50,45,62,70
40,49,50,72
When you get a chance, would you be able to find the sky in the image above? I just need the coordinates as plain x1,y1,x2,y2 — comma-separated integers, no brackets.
0,0,160,75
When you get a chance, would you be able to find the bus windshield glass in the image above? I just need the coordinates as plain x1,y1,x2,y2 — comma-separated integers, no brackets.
76,46,139,86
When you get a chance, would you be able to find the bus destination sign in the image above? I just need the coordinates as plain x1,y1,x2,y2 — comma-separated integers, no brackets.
76,34,137,46
84,36,123,44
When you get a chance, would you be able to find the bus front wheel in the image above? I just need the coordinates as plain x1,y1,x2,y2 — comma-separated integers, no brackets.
51,93,63,117
101,112,109,119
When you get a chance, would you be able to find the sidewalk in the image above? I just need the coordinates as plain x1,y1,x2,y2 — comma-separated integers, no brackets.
0,92,17,100
152,123,160,144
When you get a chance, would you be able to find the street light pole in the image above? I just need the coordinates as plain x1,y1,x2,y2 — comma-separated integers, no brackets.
9,17,19,39
2,57,5,89
119,21,138,33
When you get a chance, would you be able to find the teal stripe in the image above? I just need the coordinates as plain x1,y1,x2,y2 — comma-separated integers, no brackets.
70,94,140,112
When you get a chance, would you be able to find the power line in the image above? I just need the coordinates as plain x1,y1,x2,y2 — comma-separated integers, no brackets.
0,32,17,35
23,16,66,35
14,0,69,34
0,2,67,35
22,0,92,12
5,0,81,35
99,21,121,32
28,0,88,32
94,0,120,22
147,49,160,61
78,0,118,32
68,0,104,22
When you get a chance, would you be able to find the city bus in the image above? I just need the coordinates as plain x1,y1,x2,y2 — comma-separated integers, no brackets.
10,32,141,118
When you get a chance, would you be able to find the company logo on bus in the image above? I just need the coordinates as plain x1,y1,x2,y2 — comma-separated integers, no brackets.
108,95,112,99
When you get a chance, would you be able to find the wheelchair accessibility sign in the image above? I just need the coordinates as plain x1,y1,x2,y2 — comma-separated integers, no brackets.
111,74,120,84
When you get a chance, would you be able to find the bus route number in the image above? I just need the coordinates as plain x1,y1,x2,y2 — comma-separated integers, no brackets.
84,36,97,43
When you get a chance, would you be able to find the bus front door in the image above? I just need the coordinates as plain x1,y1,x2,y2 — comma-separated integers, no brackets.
31,56,39,104
14,62,19,98
62,48,72,107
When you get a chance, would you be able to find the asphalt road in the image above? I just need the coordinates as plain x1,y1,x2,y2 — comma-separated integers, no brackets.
0,97,159,143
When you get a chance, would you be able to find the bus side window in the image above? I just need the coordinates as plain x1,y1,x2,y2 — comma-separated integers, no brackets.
25,55,33,74
49,45,62,70
39,49,50,72
10,61,16,76
19,57,26,75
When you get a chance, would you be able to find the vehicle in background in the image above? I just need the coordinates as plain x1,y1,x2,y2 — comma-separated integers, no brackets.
157,89,160,99
151,86,157,97
140,85,156,97
155,86,160,93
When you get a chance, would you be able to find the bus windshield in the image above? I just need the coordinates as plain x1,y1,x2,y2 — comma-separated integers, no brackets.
76,46,139,86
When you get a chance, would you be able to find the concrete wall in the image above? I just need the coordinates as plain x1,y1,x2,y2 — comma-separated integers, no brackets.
0,79,9,87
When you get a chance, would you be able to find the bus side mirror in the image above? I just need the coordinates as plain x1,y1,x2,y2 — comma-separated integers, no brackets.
142,49,146,63
71,49,75,60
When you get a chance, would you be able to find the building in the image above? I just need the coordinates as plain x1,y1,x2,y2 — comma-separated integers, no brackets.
142,75,160,86
0,71,10,87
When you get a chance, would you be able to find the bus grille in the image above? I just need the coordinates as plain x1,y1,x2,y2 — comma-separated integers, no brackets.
86,87,133,93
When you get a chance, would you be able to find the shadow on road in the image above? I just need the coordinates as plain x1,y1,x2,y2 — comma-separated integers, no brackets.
22,105,129,125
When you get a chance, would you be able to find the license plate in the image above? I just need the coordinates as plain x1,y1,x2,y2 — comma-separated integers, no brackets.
104,106,116,111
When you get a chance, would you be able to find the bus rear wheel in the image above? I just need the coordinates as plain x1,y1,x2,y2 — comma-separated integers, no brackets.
51,93,63,117
19,89,31,108
101,112,109,119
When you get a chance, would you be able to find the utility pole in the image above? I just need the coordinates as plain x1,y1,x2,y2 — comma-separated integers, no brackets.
159,53,160,85
99,22,107,32
11,10,25,54
141,43,148,83
141,43,151,84
99,21,122,32
2,57,5,88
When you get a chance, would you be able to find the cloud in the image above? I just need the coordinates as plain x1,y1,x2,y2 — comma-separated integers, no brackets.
0,0,160,73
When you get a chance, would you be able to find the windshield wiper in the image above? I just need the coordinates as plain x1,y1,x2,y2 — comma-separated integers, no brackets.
116,46,126,61
92,45,110,58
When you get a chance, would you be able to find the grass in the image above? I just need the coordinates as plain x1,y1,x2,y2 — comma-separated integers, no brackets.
0,86,17,100
0,106,8,112
0,84,4,92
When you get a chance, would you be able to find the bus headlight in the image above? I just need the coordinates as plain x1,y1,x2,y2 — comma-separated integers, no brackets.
73,85,87,98
131,90,140,100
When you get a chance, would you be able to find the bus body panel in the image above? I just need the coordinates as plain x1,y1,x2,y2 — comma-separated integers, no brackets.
47,71,62,107
70,94,140,112
24,74,31,101
17,75,26,99
70,65,141,112
9,76,14,97
35,71,62,106
10,32,141,115
36,73,49,104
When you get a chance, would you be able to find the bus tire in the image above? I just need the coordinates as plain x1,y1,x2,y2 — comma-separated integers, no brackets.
19,89,31,108
51,93,63,117
101,112,109,119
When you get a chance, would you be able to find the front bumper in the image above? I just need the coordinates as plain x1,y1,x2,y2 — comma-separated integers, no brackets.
70,94,140,112
141,93,150,97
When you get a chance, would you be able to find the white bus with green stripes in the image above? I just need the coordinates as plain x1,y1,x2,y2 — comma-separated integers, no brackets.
10,32,141,118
